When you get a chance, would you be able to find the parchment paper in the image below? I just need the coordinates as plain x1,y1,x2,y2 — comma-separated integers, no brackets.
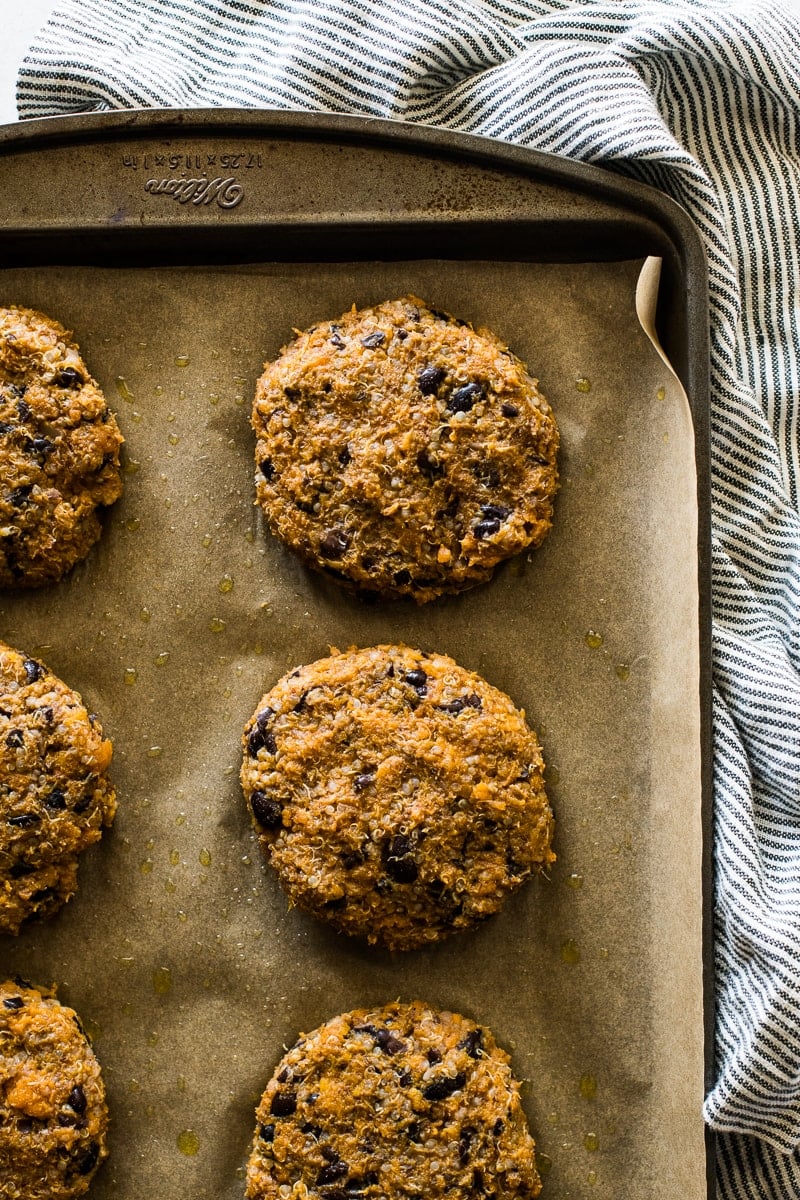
0,258,705,1198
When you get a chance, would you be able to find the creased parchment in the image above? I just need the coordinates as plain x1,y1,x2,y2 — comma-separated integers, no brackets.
0,258,704,1199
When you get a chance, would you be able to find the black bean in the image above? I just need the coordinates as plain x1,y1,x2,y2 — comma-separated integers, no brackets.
396,329,408,341
447,382,484,413
0,422,13,434
319,528,350,559
481,504,511,520
472,463,501,489
9,862,35,878
74,1143,100,1176
341,850,363,869
277,1066,293,1083
270,1089,297,1117
330,334,346,349
250,791,283,829
7,813,39,828
347,1173,379,1193
435,698,466,715
322,1146,341,1163
68,1085,87,1114
397,1070,413,1087
402,668,427,696
16,398,32,421
29,437,53,457
466,693,483,709
55,367,84,389
383,835,418,883
294,496,316,514
406,1120,422,1142
501,402,520,417
8,486,32,508
375,1028,405,1055
472,1167,485,1193
23,659,43,684
338,446,351,466
3,996,23,1010
44,789,67,811
247,724,277,757
361,331,385,349
422,1072,466,1101
353,769,376,792
417,365,445,395
259,1123,275,1142
473,518,501,539
426,1048,442,1065
5,729,23,748
259,457,276,481
317,1160,349,1185
416,447,444,480
72,794,92,815
435,494,459,521
459,1125,476,1163
458,1028,483,1059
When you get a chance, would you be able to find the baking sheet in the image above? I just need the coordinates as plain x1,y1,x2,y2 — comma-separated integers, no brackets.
0,257,705,1198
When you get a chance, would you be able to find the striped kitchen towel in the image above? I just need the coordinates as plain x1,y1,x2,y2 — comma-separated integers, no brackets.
14,1,800,1196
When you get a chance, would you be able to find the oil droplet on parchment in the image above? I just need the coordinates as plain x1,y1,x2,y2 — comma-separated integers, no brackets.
177,1129,200,1156
152,966,172,995
561,939,580,964
115,376,135,402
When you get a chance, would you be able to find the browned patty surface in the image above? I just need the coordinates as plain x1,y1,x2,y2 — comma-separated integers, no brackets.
0,979,108,1200
241,644,554,950
0,305,123,588
0,641,116,934
252,296,559,602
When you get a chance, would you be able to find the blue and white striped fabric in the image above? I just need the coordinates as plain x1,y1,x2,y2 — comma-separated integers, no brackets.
14,2,800,1195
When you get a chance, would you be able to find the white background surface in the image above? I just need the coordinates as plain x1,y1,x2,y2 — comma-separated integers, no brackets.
3,0,800,126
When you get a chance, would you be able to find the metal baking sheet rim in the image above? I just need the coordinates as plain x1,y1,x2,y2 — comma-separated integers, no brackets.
0,108,714,1196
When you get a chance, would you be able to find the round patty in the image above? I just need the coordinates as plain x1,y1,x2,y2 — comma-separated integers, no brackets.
0,305,123,588
0,979,108,1200
246,1000,541,1200
240,644,554,950
0,641,116,934
251,295,559,603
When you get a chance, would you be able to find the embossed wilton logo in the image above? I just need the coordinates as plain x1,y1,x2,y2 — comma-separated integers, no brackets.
144,175,244,209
